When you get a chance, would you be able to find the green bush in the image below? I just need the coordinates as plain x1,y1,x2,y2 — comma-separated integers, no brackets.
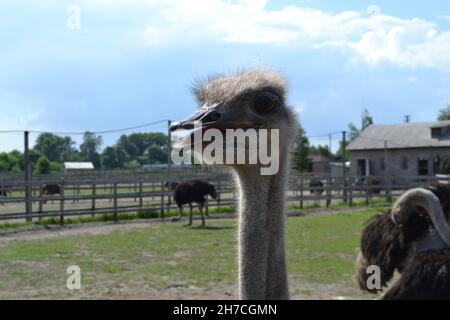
35,155,50,174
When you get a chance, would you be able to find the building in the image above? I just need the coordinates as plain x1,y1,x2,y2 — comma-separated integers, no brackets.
348,121,450,179
64,162,95,171
307,153,331,174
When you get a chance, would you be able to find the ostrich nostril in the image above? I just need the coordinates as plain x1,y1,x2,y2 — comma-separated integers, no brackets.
201,111,222,124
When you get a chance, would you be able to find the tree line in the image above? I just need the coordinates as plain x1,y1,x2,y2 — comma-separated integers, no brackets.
0,132,169,174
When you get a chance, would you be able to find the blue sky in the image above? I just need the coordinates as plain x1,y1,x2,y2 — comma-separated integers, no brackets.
1,0,450,152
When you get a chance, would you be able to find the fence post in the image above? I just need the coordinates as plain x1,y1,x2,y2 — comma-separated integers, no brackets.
60,178,65,226
167,182,172,211
348,176,353,207
160,181,165,219
152,182,155,201
299,176,304,209
91,179,96,216
326,177,331,208
387,175,393,203
139,178,143,212
109,182,113,203
217,179,221,207
113,182,118,222
38,184,43,220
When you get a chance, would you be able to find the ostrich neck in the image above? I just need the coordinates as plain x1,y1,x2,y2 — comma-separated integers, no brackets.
233,154,289,300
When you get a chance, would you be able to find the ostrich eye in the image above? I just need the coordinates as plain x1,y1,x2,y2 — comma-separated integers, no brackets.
253,91,279,115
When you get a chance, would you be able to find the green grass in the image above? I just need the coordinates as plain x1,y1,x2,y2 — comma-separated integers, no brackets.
0,208,378,299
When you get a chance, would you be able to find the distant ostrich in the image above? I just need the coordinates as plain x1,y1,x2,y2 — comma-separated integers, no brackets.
171,69,298,299
173,180,217,226
354,177,381,195
0,185,8,205
356,185,450,299
309,178,324,195
42,184,61,204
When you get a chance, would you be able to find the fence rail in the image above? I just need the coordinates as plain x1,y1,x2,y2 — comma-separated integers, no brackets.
0,173,448,225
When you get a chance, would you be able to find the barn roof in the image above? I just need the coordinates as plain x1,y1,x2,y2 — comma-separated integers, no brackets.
64,162,95,170
348,121,450,151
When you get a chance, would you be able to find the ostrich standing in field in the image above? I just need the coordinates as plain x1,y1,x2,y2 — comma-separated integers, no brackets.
174,180,217,226
357,185,450,299
309,178,324,195
171,69,298,299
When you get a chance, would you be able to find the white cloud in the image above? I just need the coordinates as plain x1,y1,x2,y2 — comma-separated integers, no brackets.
85,0,450,70
7,0,450,70
438,15,450,22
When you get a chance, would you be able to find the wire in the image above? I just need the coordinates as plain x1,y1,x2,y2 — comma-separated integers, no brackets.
0,120,170,136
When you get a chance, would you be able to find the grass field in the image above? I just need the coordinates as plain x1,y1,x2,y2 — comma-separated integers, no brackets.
0,209,380,299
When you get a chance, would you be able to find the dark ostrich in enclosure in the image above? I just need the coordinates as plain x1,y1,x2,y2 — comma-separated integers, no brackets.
309,178,324,195
356,185,450,299
42,184,61,204
43,184,61,195
0,185,9,205
173,180,217,226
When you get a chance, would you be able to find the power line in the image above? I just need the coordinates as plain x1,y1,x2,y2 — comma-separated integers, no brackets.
0,120,170,136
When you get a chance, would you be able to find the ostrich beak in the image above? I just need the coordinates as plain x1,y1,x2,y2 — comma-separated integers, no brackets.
170,106,223,131
170,105,263,132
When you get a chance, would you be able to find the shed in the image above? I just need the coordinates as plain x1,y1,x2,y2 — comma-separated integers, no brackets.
64,162,95,170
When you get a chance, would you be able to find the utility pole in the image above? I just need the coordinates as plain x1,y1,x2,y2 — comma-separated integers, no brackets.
167,120,172,181
24,131,32,222
166,120,172,212
384,140,390,200
404,115,411,123
342,131,347,202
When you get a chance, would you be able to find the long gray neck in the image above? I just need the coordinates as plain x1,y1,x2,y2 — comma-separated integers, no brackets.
233,155,289,300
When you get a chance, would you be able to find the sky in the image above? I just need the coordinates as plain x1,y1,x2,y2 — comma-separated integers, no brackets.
0,0,450,152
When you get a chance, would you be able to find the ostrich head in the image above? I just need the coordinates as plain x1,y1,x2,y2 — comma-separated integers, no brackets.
357,185,450,293
170,69,298,172
208,184,218,199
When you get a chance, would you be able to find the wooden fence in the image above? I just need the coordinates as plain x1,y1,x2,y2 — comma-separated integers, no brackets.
0,173,448,225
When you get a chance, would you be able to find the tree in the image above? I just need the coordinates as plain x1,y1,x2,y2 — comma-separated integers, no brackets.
35,155,50,174
309,145,334,158
147,144,167,164
438,104,450,121
100,146,129,169
0,151,23,172
337,108,374,160
125,159,141,169
117,133,168,157
348,108,373,141
291,124,310,173
80,131,102,168
34,133,77,162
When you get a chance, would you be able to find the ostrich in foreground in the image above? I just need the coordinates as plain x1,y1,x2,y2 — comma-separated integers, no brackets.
357,185,450,299
171,69,298,299
173,180,217,226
